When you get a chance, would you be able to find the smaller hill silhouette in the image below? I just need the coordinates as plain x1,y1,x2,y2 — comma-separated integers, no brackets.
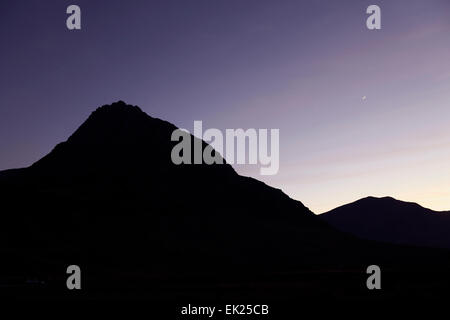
320,196,450,249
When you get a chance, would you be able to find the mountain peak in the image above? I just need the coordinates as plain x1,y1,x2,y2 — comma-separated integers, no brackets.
355,196,427,211
29,101,177,173
74,100,155,138
361,196,395,202
321,195,450,248
29,101,236,179
91,100,144,116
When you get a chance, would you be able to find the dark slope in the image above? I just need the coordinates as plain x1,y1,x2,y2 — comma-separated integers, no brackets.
321,196,450,249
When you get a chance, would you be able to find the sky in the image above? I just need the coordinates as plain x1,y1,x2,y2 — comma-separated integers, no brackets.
1,0,450,213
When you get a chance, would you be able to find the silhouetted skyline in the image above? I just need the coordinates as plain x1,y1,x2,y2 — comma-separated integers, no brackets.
1,0,450,213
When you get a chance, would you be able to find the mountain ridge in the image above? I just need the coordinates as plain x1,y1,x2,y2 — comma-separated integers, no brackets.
0,101,339,269
322,196,450,215
1,101,450,299
321,196,450,248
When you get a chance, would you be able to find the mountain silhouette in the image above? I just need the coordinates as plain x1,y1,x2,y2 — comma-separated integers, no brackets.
0,102,348,287
1,101,450,299
321,196,450,249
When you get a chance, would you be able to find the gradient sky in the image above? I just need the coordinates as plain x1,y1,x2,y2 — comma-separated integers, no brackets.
1,0,450,213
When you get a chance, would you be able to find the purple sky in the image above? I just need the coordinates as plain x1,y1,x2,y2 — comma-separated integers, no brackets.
1,0,450,213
